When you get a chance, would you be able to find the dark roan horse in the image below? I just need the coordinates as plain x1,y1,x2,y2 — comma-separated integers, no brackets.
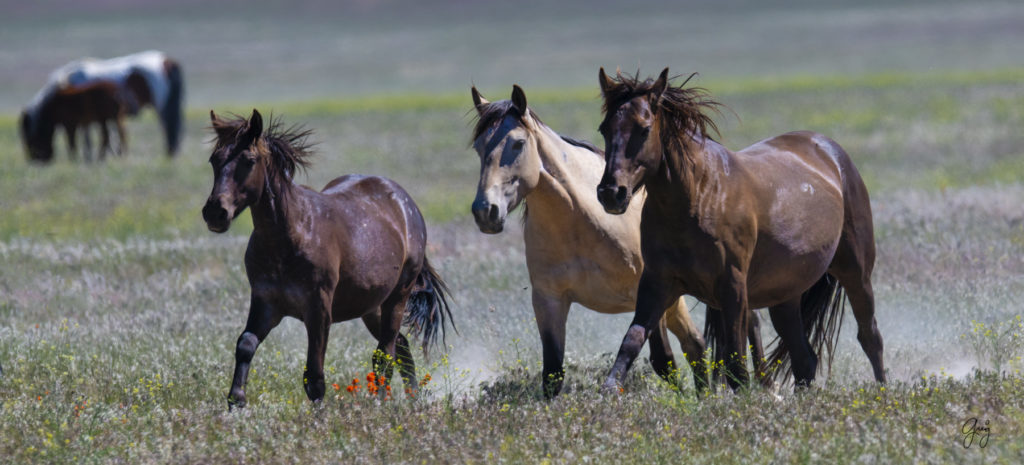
595,69,886,391
203,110,453,407
19,81,127,162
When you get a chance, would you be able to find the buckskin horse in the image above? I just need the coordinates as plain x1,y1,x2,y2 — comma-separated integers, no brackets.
203,110,452,407
469,85,768,397
595,68,886,392
20,50,184,160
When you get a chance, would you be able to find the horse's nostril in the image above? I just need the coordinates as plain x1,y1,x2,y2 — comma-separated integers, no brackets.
488,204,500,222
615,186,627,203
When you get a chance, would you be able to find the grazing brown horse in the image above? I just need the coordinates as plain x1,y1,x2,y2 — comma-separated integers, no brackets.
595,69,886,391
19,81,127,162
203,110,452,408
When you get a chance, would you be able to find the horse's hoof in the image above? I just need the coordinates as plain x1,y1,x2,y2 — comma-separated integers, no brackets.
227,391,247,410
794,379,815,392
600,380,623,395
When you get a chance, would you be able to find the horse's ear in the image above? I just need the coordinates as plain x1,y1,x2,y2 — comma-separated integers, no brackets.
598,67,613,96
471,86,489,113
238,109,264,147
510,85,528,113
209,110,218,123
652,68,670,103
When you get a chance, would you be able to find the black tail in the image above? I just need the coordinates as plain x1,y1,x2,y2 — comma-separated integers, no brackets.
404,258,455,358
160,59,184,156
766,273,847,383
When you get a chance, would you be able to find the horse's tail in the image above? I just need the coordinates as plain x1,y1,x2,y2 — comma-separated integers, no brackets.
160,59,184,156
766,273,846,383
404,257,455,358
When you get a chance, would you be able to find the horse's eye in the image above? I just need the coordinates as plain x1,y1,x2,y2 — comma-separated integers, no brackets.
511,139,525,151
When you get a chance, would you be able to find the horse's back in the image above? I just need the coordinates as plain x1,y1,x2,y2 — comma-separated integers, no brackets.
320,174,427,248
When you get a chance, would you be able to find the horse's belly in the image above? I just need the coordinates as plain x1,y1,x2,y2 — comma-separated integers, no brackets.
530,258,639,314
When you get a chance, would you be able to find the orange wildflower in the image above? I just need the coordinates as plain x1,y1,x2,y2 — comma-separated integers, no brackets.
332,383,340,391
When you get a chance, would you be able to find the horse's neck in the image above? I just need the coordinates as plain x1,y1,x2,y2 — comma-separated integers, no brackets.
249,176,300,239
654,135,730,216
526,126,613,231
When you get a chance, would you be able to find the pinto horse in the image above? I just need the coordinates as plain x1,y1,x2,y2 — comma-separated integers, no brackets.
203,110,453,408
469,85,769,396
19,80,127,162
595,69,886,391
20,50,184,160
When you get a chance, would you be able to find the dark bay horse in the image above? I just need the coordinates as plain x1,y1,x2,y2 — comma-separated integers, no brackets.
595,68,886,391
19,81,127,162
203,110,452,407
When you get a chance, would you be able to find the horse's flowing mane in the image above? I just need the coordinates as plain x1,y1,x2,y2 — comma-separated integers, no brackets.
211,114,316,183
601,71,722,154
470,99,603,155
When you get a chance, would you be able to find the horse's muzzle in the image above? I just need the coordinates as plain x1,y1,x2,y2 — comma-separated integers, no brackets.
597,184,630,215
471,199,504,234
202,201,232,233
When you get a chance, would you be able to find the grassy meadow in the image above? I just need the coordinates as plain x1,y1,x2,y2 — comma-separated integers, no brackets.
2,0,1024,463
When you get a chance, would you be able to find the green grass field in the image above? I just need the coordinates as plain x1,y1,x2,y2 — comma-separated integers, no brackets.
2,0,1023,463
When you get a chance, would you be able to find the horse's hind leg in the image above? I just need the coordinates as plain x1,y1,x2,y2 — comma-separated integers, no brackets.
662,297,708,392
228,295,282,409
830,245,886,383
361,310,417,391
768,299,817,388
115,117,127,155
373,291,412,395
829,189,886,383
64,124,77,161
98,119,111,160
82,125,93,162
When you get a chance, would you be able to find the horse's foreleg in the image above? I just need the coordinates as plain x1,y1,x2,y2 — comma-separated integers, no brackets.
663,297,708,392
303,291,333,403
717,268,751,391
648,317,676,382
228,295,281,409
602,272,679,393
748,310,772,388
533,291,569,399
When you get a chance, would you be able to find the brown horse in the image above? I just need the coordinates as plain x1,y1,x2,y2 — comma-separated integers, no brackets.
203,110,452,408
19,81,127,162
595,68,886,392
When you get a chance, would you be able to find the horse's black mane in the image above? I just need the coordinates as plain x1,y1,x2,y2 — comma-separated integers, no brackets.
471,99,602,156
211,113,316,182
601,70,722,151
560,135,603,155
